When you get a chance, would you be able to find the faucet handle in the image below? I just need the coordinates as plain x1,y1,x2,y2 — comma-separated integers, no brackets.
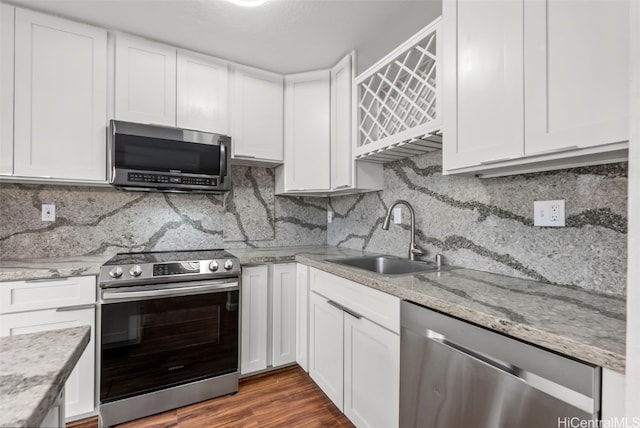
411,245,425,258
435,254,443,268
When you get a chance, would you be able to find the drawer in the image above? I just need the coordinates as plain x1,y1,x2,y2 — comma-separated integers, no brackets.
0,276,96,314
309,267,400,334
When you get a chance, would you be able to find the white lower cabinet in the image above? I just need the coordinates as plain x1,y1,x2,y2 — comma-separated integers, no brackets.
344,315,399,428
601,367,626,420
309,291,345,408
271,263,297,367
0,276,96,420
240,265,269,374
240,263,297,375
40,390,65,428
295,263,310,372
308,267,400,428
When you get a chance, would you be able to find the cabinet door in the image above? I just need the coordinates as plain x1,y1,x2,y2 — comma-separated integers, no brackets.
271,263,296,367
240,265,269,375
13,9,107,181
232,65,283,162
524,0,629,154
0,276,96,314
309,291,344,409
331,53,353,190
344,315,400,428
283,70,331,191
295,264,309,372
177,50,228,134
0,4,14,176
0,307,96,419
115,34,176,126
442,0,524,170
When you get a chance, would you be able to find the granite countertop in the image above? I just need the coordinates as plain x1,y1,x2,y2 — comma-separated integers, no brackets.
0,256,108,282
0,247,359,282
0,245,626,372
232,246,626,372
0,326,90,428
295,252,626,372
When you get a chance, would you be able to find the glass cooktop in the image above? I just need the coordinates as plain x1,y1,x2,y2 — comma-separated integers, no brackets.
103,249,235,265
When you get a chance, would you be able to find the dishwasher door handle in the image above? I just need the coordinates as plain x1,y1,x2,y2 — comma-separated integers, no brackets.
424,333,594,415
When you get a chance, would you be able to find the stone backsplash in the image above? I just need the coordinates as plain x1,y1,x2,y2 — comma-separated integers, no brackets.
0,154,628,296
0,166,327,259
328,152,628,296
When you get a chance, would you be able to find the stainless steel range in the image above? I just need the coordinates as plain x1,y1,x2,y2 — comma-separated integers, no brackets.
97,249,240,427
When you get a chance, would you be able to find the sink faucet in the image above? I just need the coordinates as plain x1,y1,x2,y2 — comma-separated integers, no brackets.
382,200,425,261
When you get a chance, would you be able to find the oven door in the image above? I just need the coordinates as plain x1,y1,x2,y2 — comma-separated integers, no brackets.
99,279,239,403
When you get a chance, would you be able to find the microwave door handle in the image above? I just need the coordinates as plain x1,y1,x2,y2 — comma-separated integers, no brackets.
220,142,227,183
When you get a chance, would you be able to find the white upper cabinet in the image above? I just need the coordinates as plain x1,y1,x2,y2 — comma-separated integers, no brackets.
443,0,629,176
231,64,284,164
523,0,629,154
276,56,382,196
115,34,176,126
177,50,228,134
0,3,15,176
277,70,331,193
331,54,353,191
13,8,107,181
442,0,524,170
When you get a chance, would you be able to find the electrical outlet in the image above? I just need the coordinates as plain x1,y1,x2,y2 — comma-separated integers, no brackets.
327,211,333,223
393,207,402,224
534,200,565,227
42,204,55,222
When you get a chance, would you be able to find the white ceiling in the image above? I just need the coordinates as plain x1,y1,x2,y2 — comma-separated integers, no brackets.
7,0,442,75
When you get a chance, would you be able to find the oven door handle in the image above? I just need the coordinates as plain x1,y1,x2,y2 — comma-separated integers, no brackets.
101,280,238,302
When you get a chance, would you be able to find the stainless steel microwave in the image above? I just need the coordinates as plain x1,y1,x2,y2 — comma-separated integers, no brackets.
108,120,231,192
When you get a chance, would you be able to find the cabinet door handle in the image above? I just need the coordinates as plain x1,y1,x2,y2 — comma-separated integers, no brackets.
25,277,69,283
525,145,579,157
333,185,350,190
327,299,362,319
56,304,95,312
234,154,256,158
479,155,520,165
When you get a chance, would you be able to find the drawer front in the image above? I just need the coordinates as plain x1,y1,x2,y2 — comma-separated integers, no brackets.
0,276,96,314
309,267,400,334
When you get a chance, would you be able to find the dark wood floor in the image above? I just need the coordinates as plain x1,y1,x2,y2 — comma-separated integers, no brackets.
67,366,354,428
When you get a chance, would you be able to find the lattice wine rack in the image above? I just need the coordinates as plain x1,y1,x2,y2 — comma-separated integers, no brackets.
354,18,442,163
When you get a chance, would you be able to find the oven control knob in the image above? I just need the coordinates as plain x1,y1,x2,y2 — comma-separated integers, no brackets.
130,265,143,277
109,267,123,279
224,260,234,270
209,261,219,272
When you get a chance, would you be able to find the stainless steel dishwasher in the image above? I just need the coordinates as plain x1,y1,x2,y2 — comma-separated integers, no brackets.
400,301,601,428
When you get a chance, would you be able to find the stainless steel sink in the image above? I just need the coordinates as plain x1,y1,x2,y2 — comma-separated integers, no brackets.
328,255,440,276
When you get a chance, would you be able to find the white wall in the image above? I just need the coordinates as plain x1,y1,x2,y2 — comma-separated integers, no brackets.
625,0,640,417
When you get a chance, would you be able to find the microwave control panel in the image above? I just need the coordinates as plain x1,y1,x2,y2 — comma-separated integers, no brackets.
128,172,217,187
